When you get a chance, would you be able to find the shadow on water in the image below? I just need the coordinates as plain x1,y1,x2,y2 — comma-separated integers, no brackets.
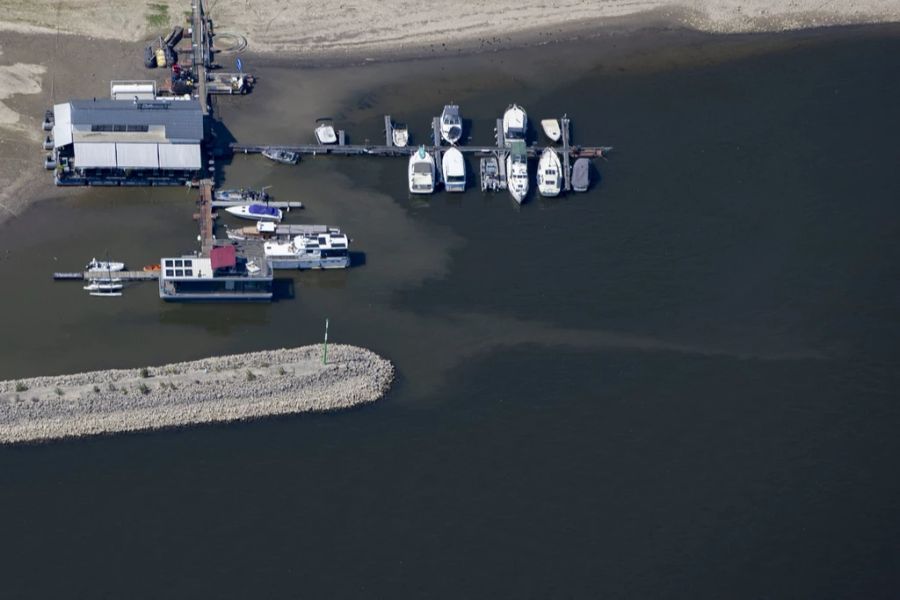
349,251,367,267
272,278,295,301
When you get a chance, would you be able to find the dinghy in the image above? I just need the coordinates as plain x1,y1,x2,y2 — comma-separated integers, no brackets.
314,118,338,145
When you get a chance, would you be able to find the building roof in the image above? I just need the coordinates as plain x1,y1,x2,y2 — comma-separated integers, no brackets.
65,99,203,143
210,245,236,270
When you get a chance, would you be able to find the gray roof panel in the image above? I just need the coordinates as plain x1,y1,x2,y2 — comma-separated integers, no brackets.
67,99,203,143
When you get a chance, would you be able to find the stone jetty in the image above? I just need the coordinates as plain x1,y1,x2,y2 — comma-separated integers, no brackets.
0,345,394,444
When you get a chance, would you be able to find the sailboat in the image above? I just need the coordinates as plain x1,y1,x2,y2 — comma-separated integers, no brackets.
537,147,562,197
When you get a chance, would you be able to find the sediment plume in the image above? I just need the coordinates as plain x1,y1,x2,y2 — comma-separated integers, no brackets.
0,344,394,444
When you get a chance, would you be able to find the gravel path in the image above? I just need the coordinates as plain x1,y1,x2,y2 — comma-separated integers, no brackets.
0,344,394,444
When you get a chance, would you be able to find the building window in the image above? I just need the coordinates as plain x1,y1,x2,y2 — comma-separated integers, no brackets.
175,269,184,277
185,269,193,277
165,269,174,277
174,259,183,267
164,260,173,267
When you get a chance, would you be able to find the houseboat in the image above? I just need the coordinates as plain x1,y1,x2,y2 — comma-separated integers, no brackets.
158,245,273,302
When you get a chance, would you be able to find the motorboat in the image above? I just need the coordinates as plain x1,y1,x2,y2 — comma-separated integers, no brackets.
84,280,123,292
572,158,591,192
263,229,351,270
226,221,332,242
214,188,270,203
392,123,409,147
408,145,436,194
225,203,283,222
541,118,561,142
505,141,529,204
314,118,338,145
43,135,53,150
86,258,125,272
440,104,462,145
480,156,501,192
44,154,56,170
537,147,562,197
441,147,466,192
262,149,300,164
502,104,527,145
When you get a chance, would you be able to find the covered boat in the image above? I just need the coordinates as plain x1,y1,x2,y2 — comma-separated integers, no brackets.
541,119,561,142
86,258,125,272
314,118,338,144
225,203,283,223
572,158,591,192
537,147,562,197
442,147,466,192
440,104,462,145
502,104,527,145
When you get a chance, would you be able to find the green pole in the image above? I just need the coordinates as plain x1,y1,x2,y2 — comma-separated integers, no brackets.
323,317,329,365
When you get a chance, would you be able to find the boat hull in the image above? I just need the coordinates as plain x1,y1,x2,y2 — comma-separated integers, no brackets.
268,257,350,270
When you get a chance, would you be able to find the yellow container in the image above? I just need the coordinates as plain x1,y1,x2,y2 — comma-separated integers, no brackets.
155,47,167,68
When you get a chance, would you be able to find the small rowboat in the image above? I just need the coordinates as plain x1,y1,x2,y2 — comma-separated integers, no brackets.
541,118,561,142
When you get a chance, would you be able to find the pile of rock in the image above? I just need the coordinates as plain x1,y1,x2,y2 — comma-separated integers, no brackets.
0,344,394,444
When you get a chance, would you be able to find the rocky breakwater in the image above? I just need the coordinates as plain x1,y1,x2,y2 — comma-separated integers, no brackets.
0,344,394,444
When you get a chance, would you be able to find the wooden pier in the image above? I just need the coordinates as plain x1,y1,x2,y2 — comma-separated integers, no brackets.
198,179,215,256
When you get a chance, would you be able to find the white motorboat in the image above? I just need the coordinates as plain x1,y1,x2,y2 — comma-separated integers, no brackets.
506,141,529,204
262,149,299,164
502,104,527,145
314,118,338,145
537,147,562,197
440,104,462,145
86,258,125,272
572,158,591,192
225,203,283,222
541,118,561,142
408,145,436,194
264,229,351,270
441,147,466,192
84,280,124,294
392,123,409,148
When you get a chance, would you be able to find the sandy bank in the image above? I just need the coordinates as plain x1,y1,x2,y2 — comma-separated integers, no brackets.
0,1,898,58
0,344,394,444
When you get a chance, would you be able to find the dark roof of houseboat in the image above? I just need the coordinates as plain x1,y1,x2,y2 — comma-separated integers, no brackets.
67,99,203,143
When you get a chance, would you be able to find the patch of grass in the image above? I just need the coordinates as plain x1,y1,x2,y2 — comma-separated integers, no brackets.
108,382,117,391
138,383,151,395
54,387,64,396
245,370,257,382
93,385,101,393
277,366,287,376
145,2,169,29
15,382,28,392
140,367,151,378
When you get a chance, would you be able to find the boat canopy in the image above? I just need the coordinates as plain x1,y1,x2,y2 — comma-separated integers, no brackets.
248,204,280,217
509,140,527,158
210,245,236,270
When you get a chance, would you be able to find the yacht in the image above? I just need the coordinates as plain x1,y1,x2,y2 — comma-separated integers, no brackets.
263,229,350,270
86,258,125,272
572,158,591,192
502,104,527,145
440,104,462,145
392,123,409,147
505,141,529,204
314,118,338,145
541,118,561,142
441,147,466,192
262,149,300,164
408,145,436,194
225,204,283,223
537,147,562,197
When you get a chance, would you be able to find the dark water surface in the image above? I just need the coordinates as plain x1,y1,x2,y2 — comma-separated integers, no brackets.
1,26,899,597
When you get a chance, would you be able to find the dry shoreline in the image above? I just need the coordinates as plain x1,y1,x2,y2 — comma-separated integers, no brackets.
0,344,394,444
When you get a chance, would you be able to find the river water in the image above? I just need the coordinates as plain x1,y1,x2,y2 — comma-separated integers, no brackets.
1,25,899,598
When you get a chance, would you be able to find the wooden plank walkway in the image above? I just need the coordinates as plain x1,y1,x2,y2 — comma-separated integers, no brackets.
561,115,572,192
198,179,214,256
231,142,610,159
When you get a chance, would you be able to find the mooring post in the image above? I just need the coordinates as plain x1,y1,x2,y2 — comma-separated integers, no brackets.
323,317,329,365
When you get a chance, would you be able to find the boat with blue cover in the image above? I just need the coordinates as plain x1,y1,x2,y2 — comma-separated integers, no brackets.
225,203,284,222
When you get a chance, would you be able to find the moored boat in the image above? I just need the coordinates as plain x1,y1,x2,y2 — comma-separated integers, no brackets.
572,158,591,192
263,229,350,270
440,104,462,145
540,118,561,142
441,147,466,192
86,258,125,272
537,147,562,197
314,118,338,144
214,188,271,203
502,104,527,145
408,145,436,194
392,123,409,147
225,204,283,222
262,149,300,164
506,140,529,204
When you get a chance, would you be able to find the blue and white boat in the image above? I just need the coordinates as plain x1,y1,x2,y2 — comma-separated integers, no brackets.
263,229,350,270
225,204,283,223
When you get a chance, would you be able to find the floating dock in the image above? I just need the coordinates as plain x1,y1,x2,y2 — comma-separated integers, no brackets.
53,271,160,281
